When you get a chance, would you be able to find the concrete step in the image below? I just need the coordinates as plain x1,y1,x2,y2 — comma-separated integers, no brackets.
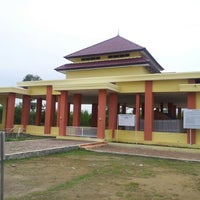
80,142,107,149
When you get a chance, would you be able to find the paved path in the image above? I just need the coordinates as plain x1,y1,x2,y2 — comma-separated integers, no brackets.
4,139,200,162
4,139,92,160
91,142,200,162
5,139,89,154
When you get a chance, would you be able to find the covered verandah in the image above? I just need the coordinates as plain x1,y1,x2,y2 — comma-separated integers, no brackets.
0,80,198,147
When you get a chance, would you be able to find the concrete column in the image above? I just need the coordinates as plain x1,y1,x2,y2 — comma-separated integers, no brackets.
122,103,126,114
56,96,61,127
160,102,164,112
97,89,107,139
141,102,144,119
178,107,182,119
51,95,56,126
108,93,118,138
59,91,68,136
172,105,176,119
91,103,98,127
68,103,71,125
21,95,31,130
187,92,196,144
117,103,120,114
144,81,153,141
35,98,42,126
135,93,140,131
72,94,82,126
5,93,16,129
168,102,173,118
44,86,54,134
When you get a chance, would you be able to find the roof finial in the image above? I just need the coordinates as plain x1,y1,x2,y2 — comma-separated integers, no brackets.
117,29,120,36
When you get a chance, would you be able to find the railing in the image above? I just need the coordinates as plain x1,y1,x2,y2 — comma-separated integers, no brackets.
140,119,185,133
66,126,97,138
4,126,26,140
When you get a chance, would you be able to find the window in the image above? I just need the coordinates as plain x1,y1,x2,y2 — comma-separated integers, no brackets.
81,56,100,61
108,53,130,59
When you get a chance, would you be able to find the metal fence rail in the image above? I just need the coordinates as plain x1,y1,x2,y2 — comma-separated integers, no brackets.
140,119,185,133
66,126,97,138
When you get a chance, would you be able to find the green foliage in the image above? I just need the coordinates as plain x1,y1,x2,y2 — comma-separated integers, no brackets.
22,74,42,81
14,104,22,124
80,110,91,126
13,103,91,126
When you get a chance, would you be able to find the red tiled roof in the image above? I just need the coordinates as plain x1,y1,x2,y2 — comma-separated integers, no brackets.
64,35,145,59
55,57,156,72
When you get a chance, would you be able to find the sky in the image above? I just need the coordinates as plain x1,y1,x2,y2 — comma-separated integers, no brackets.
0,0,200,87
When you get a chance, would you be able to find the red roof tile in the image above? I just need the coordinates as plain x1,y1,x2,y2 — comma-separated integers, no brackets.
64,35,145,59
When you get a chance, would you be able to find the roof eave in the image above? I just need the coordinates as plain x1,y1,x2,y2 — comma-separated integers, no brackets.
141,49,164,72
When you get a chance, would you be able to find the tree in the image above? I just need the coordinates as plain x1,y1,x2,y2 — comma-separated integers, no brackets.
23,74,42,81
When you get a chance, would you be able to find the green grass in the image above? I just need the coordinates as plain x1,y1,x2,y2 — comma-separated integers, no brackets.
4,149,200,200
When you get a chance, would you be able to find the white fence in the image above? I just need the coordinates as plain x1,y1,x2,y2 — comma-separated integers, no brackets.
66,126,97,138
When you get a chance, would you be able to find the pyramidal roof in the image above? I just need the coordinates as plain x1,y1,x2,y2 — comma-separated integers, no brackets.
64,35,145,59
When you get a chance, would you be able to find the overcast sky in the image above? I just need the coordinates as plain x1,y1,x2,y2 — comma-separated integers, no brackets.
0,0,200,87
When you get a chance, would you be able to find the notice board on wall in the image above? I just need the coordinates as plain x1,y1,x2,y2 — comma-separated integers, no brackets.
118,114,135,127
183,109,200,129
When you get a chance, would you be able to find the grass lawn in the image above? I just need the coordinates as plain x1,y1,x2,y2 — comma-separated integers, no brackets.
4,149,200,200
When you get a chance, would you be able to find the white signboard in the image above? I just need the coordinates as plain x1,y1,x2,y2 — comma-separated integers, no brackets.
183,109,200,129
118,114,135,127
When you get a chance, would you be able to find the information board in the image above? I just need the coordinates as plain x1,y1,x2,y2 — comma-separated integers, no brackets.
183,109,200,129
118,114,135,127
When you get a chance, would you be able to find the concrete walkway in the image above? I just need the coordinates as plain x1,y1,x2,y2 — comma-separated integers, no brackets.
4,139,93,160
4,139,200,162
90,142,200,162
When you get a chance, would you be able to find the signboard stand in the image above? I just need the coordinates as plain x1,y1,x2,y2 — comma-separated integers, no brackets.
183,109,200,146
189,129,192,146
117,114,136,143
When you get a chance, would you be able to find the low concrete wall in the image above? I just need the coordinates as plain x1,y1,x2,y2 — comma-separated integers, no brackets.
111,130,200,148
5,145,79,160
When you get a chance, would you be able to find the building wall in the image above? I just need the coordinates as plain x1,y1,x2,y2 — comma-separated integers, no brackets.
116,81,145,93
66,65,149,79
153,80,188,92
69,51,142,63
107,130,199,147
29,86,48,95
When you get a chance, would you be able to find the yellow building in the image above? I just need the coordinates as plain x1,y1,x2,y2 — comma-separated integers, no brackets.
1,35,200,147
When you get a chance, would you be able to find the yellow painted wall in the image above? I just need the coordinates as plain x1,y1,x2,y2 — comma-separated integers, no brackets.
29,86,47,96
105,129,113,141
26,125,58,137
153,80,188,92
117,81,145,93
26,125,45,135
68,51,142,63
115,130,144,143
152,132,187,146
66,66,150,79
112,130,200,147
50,127,59,136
